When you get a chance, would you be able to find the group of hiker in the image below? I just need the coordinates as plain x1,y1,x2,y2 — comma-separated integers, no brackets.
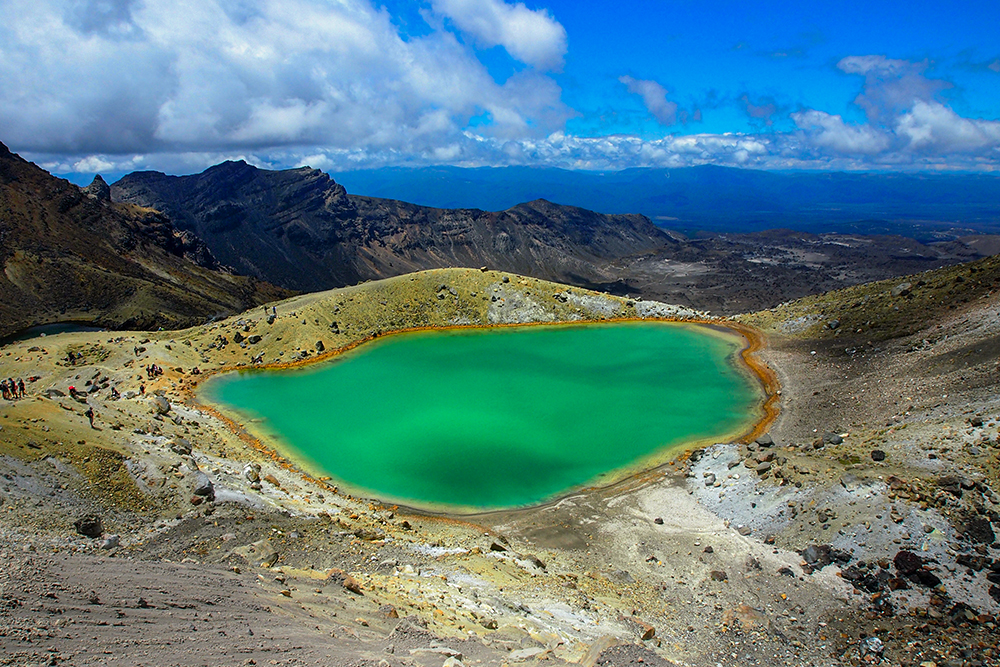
1,377,25,400
145,363,163,379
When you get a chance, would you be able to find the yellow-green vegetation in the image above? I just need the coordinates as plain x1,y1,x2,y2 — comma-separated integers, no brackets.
737,253,1000,340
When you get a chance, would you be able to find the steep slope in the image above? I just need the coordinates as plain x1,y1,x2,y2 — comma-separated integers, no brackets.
0,143,289,338
111,162,675,293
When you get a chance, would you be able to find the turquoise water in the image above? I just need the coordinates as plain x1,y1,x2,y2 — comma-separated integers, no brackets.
208,323,761,510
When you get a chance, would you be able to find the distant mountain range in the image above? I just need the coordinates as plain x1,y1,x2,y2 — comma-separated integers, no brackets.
112,160,998,314
112,162,670,295
0,142,287,338
332,165,1000,239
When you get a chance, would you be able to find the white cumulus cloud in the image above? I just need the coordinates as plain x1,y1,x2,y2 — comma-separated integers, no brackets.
791,110,891,155
0,0,572,158
896,101,1000,154
431,0,567,70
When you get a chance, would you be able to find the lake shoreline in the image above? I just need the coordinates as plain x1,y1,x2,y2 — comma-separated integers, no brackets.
195,317,777,517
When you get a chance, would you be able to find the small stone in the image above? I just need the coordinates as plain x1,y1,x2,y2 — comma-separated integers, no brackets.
756,461,772,474
871,449,886,461
859,636,884,663
653,517,664,525
710,570,728,581
169,437,192,455
737,525,752,536
634,620,655,640
891,282,912,297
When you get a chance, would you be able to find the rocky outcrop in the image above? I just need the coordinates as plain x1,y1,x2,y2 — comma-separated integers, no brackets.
83,174,111,201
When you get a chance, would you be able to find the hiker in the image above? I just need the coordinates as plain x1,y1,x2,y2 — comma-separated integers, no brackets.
17,378,24,398
85,406,95,428
139,384,145,396
68,385,77,399
110,386,120,399
1,379,9,400
272,305,276,316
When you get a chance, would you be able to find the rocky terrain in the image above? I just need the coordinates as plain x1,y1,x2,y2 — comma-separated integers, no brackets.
111,161,999,315
0,261,998,666
0,143,289,339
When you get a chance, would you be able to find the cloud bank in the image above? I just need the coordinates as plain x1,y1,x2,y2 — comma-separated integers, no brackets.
0,0,571,159
0,0,997,175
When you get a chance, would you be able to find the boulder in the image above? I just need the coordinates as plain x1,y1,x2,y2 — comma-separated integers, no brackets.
74,515,103,538
192,472,215,500
150,395,170,415
315,340,325,352
248,335,262,344
893,550,923,575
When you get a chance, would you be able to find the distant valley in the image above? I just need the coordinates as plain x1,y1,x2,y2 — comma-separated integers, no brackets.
333,165,1000,238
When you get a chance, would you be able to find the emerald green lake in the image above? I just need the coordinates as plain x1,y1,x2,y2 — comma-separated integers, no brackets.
207,323,762,511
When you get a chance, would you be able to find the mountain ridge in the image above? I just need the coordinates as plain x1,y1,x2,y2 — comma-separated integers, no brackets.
0,142,289,338
112,164,673,294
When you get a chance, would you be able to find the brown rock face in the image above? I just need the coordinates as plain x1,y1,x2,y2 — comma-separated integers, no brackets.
0,142,289,338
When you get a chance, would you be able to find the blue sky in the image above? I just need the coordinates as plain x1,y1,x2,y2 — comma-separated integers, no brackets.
1,0,998,176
